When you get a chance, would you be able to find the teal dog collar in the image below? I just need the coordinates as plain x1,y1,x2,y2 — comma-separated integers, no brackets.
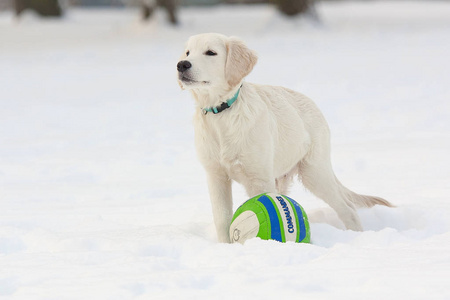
202,86,241,115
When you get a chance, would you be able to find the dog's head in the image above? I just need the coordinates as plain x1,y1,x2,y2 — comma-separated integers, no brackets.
177,33,258,91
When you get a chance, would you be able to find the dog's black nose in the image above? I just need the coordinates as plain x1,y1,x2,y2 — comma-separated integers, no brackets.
177,60,192,72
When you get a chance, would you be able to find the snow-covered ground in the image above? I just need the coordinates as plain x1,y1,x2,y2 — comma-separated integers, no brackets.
1,1,450,298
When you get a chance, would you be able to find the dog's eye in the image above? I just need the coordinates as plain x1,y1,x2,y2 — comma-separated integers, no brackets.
205,50,217,56
186,50,190,56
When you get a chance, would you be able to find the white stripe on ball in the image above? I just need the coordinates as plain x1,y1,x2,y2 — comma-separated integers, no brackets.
267,193,297,242
229,210,260,244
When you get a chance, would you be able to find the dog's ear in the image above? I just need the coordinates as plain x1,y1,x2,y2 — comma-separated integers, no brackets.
225,37,258,88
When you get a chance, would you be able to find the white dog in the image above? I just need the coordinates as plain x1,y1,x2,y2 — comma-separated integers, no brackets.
177,33,392,243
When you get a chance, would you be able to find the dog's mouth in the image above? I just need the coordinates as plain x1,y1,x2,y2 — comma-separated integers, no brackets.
179,74,209,85
181,76,196,83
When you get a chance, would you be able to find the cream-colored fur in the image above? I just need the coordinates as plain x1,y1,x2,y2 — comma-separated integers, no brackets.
177,33,392,243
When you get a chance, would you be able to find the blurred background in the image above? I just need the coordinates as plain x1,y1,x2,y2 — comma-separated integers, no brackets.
2,0,318,24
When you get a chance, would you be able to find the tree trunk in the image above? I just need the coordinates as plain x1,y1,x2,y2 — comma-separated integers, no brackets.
275,0,313,17
160,0,178,25
142,3,155,20
141,0,178,26
14,0,62,17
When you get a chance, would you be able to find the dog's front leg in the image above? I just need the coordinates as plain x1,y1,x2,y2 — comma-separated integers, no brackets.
206,170,233,243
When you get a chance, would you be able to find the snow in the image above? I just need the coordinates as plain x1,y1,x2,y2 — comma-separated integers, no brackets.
1,1,450,298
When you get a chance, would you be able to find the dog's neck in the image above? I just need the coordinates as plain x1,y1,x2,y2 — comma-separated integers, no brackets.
190,83,243,112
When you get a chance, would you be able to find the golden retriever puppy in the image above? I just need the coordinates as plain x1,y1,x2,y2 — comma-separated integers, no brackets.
177,33,392,243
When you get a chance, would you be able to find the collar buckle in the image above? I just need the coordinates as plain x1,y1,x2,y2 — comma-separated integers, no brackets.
201,85,242,116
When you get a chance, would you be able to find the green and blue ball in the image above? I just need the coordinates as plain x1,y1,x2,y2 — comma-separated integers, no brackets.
229,193,310,244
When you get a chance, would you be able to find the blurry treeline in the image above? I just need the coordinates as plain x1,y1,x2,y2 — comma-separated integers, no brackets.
1,0,316,25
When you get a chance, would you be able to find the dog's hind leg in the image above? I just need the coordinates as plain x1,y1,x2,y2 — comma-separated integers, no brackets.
244,176,277,198
275,167,297,195
298,156,363,231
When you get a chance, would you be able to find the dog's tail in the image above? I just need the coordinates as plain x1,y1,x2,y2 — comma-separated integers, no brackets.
336,176,394,208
